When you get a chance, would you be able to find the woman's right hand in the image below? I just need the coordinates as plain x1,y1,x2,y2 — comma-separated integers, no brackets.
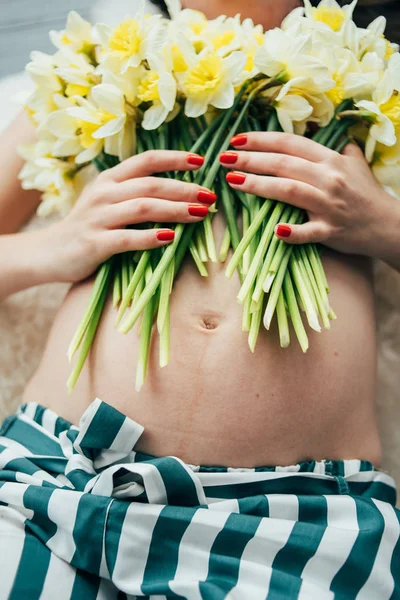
42,151,216,284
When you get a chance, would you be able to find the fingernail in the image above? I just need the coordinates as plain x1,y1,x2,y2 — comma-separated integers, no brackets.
220,151,238,165
188,153,205,167
230,134,247,147
226,172,246,185
157,230,175,242
189,204,209,217
276,225,292,238
197,190,217,205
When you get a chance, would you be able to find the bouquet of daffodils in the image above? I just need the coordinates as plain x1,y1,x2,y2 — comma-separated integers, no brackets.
19,0,400,392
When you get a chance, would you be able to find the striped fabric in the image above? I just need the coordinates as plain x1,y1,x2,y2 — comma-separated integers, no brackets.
0,399,399,599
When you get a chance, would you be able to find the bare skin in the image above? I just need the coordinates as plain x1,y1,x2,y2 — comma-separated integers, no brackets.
2,0,397,468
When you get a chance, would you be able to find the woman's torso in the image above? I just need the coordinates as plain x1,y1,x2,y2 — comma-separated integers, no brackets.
23,213,381,467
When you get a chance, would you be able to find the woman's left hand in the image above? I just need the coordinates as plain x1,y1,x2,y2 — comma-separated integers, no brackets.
220,132,400,268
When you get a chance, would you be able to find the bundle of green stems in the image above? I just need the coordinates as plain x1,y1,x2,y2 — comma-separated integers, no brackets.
67,92,353,393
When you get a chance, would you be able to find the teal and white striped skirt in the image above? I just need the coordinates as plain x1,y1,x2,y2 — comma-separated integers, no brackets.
0,398,399,599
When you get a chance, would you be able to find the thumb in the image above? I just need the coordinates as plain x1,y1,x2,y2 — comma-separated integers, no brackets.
275,221,329,245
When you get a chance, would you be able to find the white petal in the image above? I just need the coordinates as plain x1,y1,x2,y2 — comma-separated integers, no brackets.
67,107,100,124
92,84,125,115
158,73,177,112
277,109,294,134
211,84,234,110
371,118,396,147
76,141,103,164
223,51,247,82
142,104,169,130
185,97,208,118
92,117,126,139
47,111,77,137
53,138,82,157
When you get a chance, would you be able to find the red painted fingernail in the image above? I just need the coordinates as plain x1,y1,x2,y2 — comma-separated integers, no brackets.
197,190,217,205
276,225,292,238
189,204,209,217
230,134,247,147
220,151,238,164
188,153,205,166
226,172,246,185
157,230,175,242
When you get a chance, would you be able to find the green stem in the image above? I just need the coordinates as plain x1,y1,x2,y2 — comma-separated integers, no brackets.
113,257,122,309
67,260,112,361
135,266,156,392
252,204,292,304
219,224,231,263
283,272,309,353
237,202,285,304
290,254,321,333
263,208,304,293
119,224,185,333
298,246,330,330
263,244,294,330
277,290,290,349
67,266,112,392
115,250,151,326
157,258,175,334
190,241,209,276
226,199,273,279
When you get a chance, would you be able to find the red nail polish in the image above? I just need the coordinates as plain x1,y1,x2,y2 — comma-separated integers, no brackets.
230,134,247,147
197,190,217,205
157,230,175,242
226,172,246,185
220,151,238,164
189,204,209,217
188,153,205,167
276,225,292,238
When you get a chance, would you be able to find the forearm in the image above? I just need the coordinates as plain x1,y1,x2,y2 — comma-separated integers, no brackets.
0,229,56,300
0,112,41,235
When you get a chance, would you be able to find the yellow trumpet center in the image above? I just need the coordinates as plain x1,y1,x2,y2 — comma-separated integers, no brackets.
171,45,188,73
108,19,142,57
326,72,345,106
185,54,222,96
138,71,160,103
212,31,236,51
312,7,345,31
380,93,400,128
77,109,114,148
65,83,90,97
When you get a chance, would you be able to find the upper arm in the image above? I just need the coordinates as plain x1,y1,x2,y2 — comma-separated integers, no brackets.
0,111,41,235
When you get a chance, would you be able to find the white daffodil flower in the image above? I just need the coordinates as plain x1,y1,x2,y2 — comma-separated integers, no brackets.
137,56,177,130
25,51,62,124
53,47,100,98
303,0,357,33
96,1,167,74
50,11,95,57
182,49,247,118
18,142,79,217
356,53,400,161
372,139,400,192
60,84,131,163
356,16,399,62
239,18,264,78
275,92,314,134
255,28,335,96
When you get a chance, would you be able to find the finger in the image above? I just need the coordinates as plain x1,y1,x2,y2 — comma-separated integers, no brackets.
342,142,365,159
220,150,320,187
110,177,216,205
104,151,205,182
275,221,330,245
230,132,334,163
102,228,178,255
226,171,326,212
107,198,209,227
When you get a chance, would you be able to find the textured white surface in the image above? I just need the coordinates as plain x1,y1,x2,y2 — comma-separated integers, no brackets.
1,2,400,497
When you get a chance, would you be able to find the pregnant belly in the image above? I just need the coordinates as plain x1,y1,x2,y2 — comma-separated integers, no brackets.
24,217,381,467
